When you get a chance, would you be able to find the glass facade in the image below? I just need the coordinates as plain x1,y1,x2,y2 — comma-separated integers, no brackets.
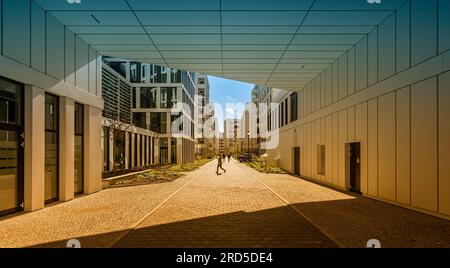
150,112,166,134
160,138,168,164
103,128,109,172
140,87,157,108
45,94,59,203
74,103,84,195
290,92,298,122
171,139,176,163
0,77,23,215
160,87,177,108
113,129,126,170
171,69,181,83
133,112,147,129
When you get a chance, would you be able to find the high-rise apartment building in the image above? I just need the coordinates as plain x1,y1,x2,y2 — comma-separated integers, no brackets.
224,119,242,156
195,74,216,158
103,58,197,165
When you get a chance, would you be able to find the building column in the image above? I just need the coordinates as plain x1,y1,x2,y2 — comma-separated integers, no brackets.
108,129,114,171
177,138,183,164
125,132,130,169
24,85,45,212
146,136,150,165
168,137,172,164
83,105,103,194
149,136,153,165
59,97,75,201
154,138,160,165
131,133,135,168
136,134,141,167
141,135,145,166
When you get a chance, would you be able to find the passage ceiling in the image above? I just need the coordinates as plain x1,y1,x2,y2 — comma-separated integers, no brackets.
34,0,407,91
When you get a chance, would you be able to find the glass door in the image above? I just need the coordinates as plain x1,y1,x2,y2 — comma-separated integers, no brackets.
74,103,84,195
45,94,59,204
0,77,24,216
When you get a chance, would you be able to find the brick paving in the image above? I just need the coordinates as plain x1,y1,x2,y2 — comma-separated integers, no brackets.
114,159,337,248
2,159,449,248
250,168,450,248
0,167,203,248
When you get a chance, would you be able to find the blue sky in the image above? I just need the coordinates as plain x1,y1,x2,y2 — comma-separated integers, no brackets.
208,76,254,133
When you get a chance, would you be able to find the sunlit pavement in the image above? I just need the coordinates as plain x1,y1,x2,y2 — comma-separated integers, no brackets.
1,160,450,248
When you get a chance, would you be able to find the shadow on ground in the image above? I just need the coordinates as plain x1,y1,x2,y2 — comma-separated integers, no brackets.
28,194,450,248
31,204,337,248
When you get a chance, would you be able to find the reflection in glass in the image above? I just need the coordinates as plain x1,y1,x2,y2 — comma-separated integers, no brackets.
160,138,168,165
74,103,84,195
160,87,177,108
140,87,157,108
113,130,125,170
45,94,59,203
0,131,18,212
150,112,166,134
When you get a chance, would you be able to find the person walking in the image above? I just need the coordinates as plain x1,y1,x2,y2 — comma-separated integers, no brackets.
216,155,226,174
227,154,231,163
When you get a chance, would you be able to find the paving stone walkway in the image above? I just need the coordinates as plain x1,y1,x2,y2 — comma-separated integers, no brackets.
1,159,450,248
114,159,336,248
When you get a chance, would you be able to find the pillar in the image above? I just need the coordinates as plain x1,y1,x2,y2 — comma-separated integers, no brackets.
125,132,130,169
83,105,102,194
131,133,135,168
24,85,45,212
59,97,75,201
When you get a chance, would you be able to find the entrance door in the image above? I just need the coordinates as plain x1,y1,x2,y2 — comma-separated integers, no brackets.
293,147,300,175
45,94,59,204
348,142,361,193
0,77,24,216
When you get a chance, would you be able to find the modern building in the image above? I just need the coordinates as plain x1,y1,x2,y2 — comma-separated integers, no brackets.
101,61,158,174
217,132,225,155
0,1,103,216
224,119,242,156
239,107,260,155
1,0,449,223
195,74,216,159
103,58,197,165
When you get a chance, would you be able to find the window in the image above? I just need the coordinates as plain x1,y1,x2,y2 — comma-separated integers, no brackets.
317,145,326,176
150,112,167,133
284,99,288,125
150,65,160,83
103,128,109,172
132,87,137,108
160,138,168,164
160,67,168,83
160,87,177,108
108,62,127,78
171,113,182,134
290,92,298,122
280,102,284,128
113,130,126,170
74,103,84,195
133,112,147,129
198,78,205,84
171,139,177,163
171,69,181,83
45,94,59,203
130,62,141,83
140,87,157,108
141,64,148,83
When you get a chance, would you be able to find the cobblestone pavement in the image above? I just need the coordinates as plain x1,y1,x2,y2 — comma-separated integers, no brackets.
2,159,449,248
250,168,450,248
0,167,204,248
114,160,337,248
